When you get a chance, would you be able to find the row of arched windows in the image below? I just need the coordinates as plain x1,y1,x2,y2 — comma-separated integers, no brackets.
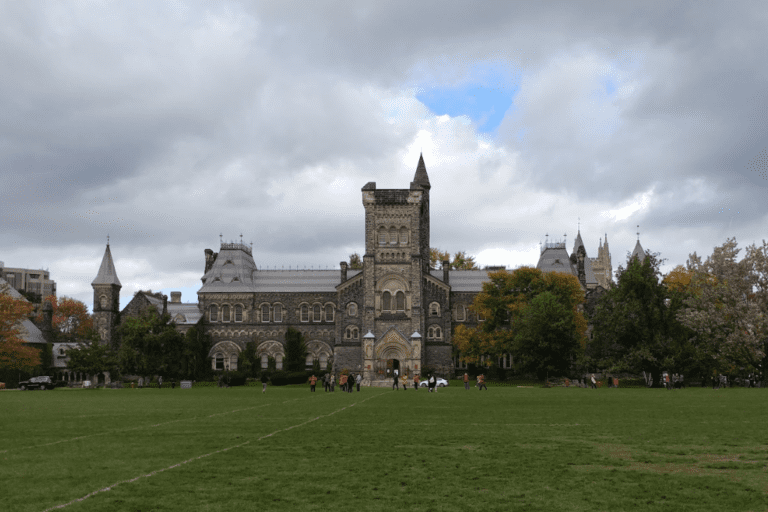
345,326,359,339
378,226,409,246
453,304,485,322
209,304,245,323
208,303,339,323
382,291,406,312
299,303,335,323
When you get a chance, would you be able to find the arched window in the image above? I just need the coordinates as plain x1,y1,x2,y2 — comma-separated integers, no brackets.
305,354,314,368
353,327,359,339
301,305,309,322
325,304,334,322
261,354,269,369
478,312,486,322
261,304,270,323
234,305,243,322
221,305,230,322
215,353,224,370
389,227,398,245
396,291,405,311
229,354,238,370
345,327,351,339
435,327,442,339
273,305,282,323
400,227,408,245
457,305,466,322
319,353,328,369
378,227,387,246
313,304,321,322
430,302,440,316
382,291,391,312
276,354,283,370
209,305,218,322
348,302,357,317
99,295,108,309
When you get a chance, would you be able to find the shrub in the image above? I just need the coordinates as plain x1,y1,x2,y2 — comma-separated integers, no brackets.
269,370,312,386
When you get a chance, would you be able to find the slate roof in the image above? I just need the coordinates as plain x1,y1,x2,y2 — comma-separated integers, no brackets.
537,245,577,276
0,277,47,344
92,244,121,286
412,153,430,189
198,244,360,293
429,269,492,292
137,293,202,325
631,240,646,262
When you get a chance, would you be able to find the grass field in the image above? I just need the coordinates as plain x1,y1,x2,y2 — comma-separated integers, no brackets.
2,385,767,512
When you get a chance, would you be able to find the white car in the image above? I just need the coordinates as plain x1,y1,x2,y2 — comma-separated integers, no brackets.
419,378,448,388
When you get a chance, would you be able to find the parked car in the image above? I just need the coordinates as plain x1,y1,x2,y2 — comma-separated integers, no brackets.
419,378,449,388
19,376,55,390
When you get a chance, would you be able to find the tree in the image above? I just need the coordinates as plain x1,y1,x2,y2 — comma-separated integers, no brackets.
182,320,213,380
238,341,261,378
284,327,307,371
0,293,41,372
66,341,118,378
588,251,692,381
678,239,768,382
37,295,97,342
453,267,586,378
348,253,363,270
117,309,185,378
430,248,477,270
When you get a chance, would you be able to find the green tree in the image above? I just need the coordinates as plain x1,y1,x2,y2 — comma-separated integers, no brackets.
238,341,261,378
182,320,213,380
588,251,692,380
453,267,586,378
348,253,363,270
284,327,307,371
66,341,118,378
117,309,185,378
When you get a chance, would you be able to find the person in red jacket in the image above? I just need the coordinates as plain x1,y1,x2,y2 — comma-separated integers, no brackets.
309,375,317,392
463,372,470,390
413,374,420,391
478,373,487,391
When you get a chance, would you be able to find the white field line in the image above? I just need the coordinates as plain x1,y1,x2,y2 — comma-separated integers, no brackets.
6,390,346,454
42,390,387,511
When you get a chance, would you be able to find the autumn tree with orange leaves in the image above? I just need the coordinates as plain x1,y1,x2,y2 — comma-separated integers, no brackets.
36,295,98,342
453,267,587,379
0,293,41,372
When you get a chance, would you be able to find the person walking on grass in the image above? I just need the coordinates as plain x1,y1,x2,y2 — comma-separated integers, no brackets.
413,373,420,390
309,374,317,392
393,369,399,390
330,373,336,392
261,372,269,393
158,376,163,389
590,374,597,389
348,373,354,393
340,373,348,392
478,373,487,391
401,373,408,390
356,373,362,391
428,374,436,393
464,372,470,390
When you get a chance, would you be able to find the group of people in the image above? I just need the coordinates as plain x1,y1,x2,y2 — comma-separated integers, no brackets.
461,372,486,390
308,373,361,392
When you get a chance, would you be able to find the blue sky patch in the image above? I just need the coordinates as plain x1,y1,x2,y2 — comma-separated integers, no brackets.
416,64,520,134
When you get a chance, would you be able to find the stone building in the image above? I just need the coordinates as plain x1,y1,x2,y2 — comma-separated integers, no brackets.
94,156,613,382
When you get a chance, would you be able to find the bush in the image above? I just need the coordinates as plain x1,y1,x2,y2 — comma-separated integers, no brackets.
269,370,312,386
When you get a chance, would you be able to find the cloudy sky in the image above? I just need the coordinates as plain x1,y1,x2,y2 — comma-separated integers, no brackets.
2,1,767,312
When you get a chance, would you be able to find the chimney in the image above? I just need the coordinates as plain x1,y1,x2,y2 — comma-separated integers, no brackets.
442,260,450,284
340,261,348,282
162,294,168,316
170,291,181,303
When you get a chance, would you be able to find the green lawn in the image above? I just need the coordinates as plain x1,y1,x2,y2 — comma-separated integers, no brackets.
1,385,767,512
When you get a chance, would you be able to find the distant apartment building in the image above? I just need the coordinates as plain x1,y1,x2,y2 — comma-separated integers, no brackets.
0,261,57,299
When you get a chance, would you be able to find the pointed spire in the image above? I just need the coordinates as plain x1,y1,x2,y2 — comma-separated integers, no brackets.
412,153,431,190
92,243,121,286
572,229,585,255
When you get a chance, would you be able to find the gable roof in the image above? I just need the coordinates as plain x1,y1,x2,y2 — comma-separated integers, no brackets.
92,244,121,286
0,277,47,344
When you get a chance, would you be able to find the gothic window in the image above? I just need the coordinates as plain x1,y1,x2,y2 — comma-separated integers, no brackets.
345,327,351,339
457,305,466,322
273,304,282,323
234,305,243,322
209,305,218,322
229,354,238,370
396,291,405,312
478,312,486,322
301,305,309,322
319,353,328,369
276,354,283,370
429,302,440,316
347,302,357,317
382,291,392,312
435,327,442,339
313,304,321,322
400,227,408,245
261,304,270,323
352,327,359,339
325,304,334,322
261,354,269,369
378,227,387,246
389,227,398,245
215,353,224,370
306,354,314,368
221,305,230,322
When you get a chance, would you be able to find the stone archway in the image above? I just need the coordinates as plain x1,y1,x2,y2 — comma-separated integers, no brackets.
373,329,412,380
